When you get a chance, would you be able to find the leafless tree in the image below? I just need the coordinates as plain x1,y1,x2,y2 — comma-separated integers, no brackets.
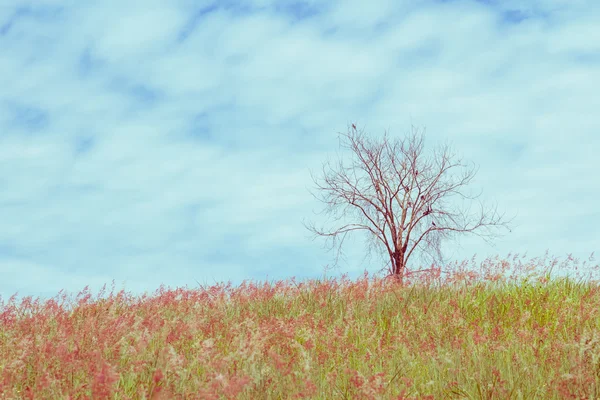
304,123,513,284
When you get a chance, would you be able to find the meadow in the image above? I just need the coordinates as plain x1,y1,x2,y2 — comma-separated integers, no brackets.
1,252,599,399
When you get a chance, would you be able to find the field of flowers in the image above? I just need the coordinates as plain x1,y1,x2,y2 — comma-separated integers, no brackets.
1,252,599,399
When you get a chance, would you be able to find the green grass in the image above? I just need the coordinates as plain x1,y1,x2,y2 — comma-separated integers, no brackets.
0,252,599,399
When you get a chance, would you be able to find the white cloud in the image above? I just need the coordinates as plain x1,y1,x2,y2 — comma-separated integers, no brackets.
0,0,598,303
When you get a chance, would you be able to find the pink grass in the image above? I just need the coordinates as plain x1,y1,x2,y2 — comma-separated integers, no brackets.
0,252,599,399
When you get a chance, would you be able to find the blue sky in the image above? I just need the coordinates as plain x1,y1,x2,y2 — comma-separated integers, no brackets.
1,0,599,303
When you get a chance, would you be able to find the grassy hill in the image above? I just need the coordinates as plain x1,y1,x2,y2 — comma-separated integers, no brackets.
1,253,599,399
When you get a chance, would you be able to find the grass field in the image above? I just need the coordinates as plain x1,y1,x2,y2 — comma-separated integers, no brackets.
1,252,599,399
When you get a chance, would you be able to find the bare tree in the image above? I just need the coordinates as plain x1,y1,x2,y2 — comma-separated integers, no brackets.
304,124,513,284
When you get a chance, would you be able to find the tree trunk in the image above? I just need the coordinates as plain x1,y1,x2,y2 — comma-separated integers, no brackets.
391,250,405,284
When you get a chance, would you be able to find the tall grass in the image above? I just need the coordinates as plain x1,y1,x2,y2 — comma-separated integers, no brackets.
0,252,599,399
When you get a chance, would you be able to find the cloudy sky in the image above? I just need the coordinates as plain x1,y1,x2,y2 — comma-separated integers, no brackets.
1,0,598,304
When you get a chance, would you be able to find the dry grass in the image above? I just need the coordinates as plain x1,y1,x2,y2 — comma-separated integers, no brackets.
1,251,599,399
